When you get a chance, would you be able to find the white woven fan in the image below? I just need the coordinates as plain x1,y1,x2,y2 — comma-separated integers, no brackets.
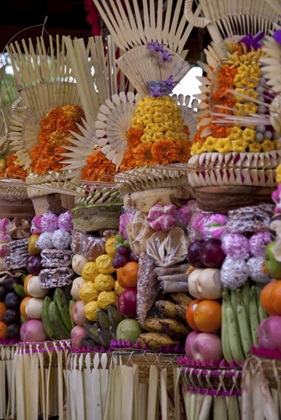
5,36,81,169
95,91,142,169
171,93,199,140
184,0,281,42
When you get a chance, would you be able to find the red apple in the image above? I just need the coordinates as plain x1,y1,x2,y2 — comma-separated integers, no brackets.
185,331,200,359
258,316,281,351
190,332,223,364
71,325,88,349
199,239,226,268
71,300,87,326
117,288,137,318
187,241,206,268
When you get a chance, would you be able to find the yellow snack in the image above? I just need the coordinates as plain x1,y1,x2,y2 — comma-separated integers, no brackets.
276,164,281,183
229,127,243,140
244,102,258,114
84,301,99,322
237,64,250,74
94,273,115,292
242,128,256,143
97,291,117,310
79,282,99,303
261,139,275,152
105,236,117,257
204,136,217,152
232,139,248,153
114,281,125,296
274,139,281,150
215,138,232,154
249,142,262,153
82,261,99,282
95,254,115,274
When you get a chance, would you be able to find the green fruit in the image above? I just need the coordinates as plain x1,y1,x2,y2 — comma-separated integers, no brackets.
20,314,26,325
20,274,28,284
123,239,130,248
115,233,124,244
264,241,281,279
116,319,142,345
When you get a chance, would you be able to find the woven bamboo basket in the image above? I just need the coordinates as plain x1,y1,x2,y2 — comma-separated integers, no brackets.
0,185,35,219
244,355,281,390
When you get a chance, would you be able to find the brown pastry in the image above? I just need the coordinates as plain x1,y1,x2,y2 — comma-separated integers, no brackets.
41,249,73,268
39,267,74,288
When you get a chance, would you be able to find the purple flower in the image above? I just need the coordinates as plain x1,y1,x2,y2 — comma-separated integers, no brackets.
239,31,264,51
147,76,178,97
147,41,165,53
159,50,173,62
273,29,281,45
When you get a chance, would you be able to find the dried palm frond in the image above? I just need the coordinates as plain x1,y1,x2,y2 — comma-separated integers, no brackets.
184,0,281,42
6,35,81,169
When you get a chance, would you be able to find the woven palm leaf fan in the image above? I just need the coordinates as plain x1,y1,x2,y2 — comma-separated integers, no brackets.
184,0,281,42
93,0,195,96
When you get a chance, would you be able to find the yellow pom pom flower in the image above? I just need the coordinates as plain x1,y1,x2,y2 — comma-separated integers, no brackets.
229,127,243,140
261,139,275,152
215,138,233,154
232,139,248,153
204,136,217,152
94,273,115,292
82,262,99,282
242,128,256,143
97,291,117,310
79,282,99,303
249,142,262,153
105,236,117,258
95,254,115,274
84,301,99,322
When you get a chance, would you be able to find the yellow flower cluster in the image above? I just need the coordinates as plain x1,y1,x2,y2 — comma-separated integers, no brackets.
131,96,188,144
276,164,281,184
191,127,281,155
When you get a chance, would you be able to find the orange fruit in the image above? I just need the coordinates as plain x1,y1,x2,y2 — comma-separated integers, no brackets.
193,300,222,333
186,299,202,331
0,321,7,339
260,280,279,315
20,296,32,319
23,274,33,296
116,262,139,288
0,302,7,322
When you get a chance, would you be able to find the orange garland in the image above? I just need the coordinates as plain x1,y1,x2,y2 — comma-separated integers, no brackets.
30,105,85,175
0,154,28,181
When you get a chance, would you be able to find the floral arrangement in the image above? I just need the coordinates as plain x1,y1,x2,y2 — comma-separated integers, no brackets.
30,105,85,175
0,154,28,181
81,41,192,181
191,34,281,155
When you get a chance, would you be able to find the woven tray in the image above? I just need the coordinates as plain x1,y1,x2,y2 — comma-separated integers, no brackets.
180,365,242,396
194,185,274,213
244,355,281,390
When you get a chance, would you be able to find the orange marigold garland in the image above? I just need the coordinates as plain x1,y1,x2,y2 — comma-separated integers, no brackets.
0,154,28,181
30,105,85,175
81,150,116,182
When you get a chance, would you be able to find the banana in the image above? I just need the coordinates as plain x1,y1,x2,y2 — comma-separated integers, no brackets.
97,309,112,330
42,296,58,341
97,328,112,348
80,336,98,349
223,288,245,364
137,332,180,350
255,283,268,323
155,300,187,322
84,323,101,344
109,325,116,339
138,317,189,337
221,290,233,364
236,289,252,358
230,288,238,312
249,286,259,347
170,293,193,306
69,299,75,329
13,283,27,299
242,280,251,322
107,305,124,329
53,287,72,332
48,301,71,340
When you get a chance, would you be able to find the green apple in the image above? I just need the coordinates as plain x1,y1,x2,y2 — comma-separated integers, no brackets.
116,319,142,345
264,241,281,279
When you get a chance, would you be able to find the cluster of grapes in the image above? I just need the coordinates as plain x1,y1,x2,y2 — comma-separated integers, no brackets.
112,234,138,268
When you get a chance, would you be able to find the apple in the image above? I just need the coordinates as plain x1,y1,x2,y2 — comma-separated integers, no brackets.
190,332,223,364
187,241,206,268
185,331,200,359
117,288,137,318
20,320,47,342
71,325,88,349
116,319,142,344
71,300,88,326
188,269,205,299
258,316,281,351
199,239,226,268
264,241,281,279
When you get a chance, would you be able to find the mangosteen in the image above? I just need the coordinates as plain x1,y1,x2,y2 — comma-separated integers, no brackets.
4,292,21,309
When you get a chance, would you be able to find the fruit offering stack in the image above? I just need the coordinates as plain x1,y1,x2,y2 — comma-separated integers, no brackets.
255,180,281,355
1,221,30,341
